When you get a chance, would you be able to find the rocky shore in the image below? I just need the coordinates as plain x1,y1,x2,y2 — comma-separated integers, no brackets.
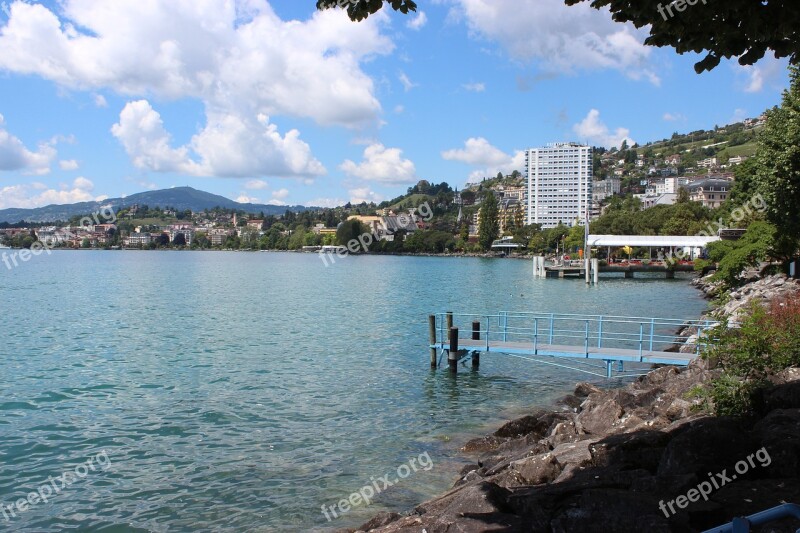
350,273,800,533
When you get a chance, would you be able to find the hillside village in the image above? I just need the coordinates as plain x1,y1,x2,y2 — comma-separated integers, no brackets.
0,115,766,256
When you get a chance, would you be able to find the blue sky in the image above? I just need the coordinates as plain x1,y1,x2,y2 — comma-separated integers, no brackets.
0,0,790,209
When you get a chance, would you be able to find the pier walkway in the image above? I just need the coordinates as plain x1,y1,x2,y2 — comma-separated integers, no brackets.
428,312,719,378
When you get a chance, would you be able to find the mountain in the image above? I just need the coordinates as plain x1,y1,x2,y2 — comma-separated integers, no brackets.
0,187,314,224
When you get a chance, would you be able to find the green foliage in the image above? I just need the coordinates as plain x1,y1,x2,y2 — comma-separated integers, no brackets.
708,221,777,285
403,230,455,253
336,220,368,251
478,191,499,251
563,224,585,253
750,65,800,258
316,0,416,21
591,195,712,236
704,298,800,415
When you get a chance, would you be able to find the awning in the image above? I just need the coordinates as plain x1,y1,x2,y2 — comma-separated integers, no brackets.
587,235,720,248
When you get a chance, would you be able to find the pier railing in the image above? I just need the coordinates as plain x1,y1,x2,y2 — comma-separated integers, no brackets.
431,311,718,357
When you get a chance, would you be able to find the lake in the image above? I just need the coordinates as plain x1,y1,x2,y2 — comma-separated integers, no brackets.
0,251,708,531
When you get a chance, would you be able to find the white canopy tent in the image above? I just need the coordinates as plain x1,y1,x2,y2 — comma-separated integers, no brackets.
586,234,720,261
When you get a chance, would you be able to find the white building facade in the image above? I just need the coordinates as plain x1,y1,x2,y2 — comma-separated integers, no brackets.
525,143,592,228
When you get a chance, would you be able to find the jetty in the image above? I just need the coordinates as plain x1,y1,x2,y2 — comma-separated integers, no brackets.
532,234,721,283
428,311,717,378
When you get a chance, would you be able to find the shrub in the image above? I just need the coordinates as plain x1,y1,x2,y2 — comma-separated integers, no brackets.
704,296,800,415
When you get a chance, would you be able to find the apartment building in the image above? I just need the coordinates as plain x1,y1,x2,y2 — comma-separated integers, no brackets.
524,143,592,228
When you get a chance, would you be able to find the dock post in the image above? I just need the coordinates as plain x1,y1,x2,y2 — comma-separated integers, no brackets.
428,314,437,368
471,320,480,369
665,269,675,279
606,361,613,379
624,270,634,279
585,258,590,284
592,258,599,284
446,311,453,333
448,327,459,374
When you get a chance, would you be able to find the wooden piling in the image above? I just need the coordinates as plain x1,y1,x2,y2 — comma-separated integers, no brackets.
428,314,437,368
446,311,453,332
471,320,480,369
448,327,459,374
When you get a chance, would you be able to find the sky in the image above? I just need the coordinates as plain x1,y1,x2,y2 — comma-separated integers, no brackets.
0,0,791,210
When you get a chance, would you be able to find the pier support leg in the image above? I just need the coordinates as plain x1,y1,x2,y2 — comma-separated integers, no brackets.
606,360,613,379
472,320,481,370
665,270,675,279
592,258,599,285
446,311,453,333
624,271,634,279
428,314,437,368
448,327,459,374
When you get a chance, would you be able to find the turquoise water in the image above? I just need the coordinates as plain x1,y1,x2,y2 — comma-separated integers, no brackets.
0,251,708,531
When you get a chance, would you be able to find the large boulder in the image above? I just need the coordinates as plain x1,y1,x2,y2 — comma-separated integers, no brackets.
577,396,624,435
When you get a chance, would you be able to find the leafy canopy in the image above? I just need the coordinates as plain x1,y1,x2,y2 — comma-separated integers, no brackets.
748,65,800,258
316,0,416,21
564,0,800,73
322,0,798,73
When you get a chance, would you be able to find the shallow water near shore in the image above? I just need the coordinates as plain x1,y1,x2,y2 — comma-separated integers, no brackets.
0,251,709,531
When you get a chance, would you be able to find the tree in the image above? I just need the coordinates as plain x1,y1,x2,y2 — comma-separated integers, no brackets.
316,0,416,21
172,233,187,247
336,219,368,250
478,191,499,251
323,1,799,74
460,190,476,206
750,65,800,259
565,0,800,73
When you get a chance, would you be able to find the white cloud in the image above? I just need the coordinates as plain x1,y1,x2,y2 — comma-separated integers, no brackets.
245,179,269,190
0,177,98,209
573,109,634,149
306,197,346,208
394,104,405,114
399,72,418,92
0,113,56,175
451,0,658,84
340,143,417,185
462,82,485,92
93,94,108,108
349,187,384,204
59,159,80,170
111,100,326,178
406,11,428,30
663,112,686,122
271,188,289,200
442,137,510,167
442,137,525,182
736,55,786,93
236,194,258,204
0,1,393,127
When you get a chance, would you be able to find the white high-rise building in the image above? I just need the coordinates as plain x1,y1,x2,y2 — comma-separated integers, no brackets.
525,143,592,228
